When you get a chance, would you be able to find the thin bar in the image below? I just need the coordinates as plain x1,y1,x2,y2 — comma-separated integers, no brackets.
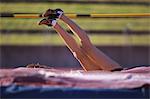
0,13,150,18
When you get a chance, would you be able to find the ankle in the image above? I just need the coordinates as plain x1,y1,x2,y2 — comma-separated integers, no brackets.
51,19,57,27
60,14,65,20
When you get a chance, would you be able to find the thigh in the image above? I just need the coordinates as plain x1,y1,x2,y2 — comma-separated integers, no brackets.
73,48,102,71
81,43,121,70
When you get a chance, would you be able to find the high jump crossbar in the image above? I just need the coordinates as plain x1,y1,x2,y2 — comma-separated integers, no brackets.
0,13,150,18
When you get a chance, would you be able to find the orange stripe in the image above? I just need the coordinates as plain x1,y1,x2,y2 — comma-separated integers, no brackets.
12,13,150,18
14,14,40,18
91,13,150,18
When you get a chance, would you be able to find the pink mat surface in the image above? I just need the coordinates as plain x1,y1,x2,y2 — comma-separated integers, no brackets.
0,66,150,89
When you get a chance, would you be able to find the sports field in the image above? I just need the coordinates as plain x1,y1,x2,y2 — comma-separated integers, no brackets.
0,3,150,46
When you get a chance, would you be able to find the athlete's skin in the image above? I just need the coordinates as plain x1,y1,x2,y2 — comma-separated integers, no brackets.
39,9,123,71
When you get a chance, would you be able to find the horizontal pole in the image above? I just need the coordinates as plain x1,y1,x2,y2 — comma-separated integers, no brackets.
0,13,150,18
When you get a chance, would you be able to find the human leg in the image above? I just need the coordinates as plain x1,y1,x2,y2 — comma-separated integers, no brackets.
38,18,101,71
41,9,122,71
59,14,122,71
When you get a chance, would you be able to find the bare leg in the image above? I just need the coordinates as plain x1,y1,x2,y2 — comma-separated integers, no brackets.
53,23,102,71
60,15,122,71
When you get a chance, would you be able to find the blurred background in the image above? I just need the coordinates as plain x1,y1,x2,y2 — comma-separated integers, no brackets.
0,0,150,68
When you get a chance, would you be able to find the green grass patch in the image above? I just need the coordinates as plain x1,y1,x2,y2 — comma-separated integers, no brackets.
0,34,149,46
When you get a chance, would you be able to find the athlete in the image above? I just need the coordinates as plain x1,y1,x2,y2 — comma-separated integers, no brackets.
38,9,123,71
